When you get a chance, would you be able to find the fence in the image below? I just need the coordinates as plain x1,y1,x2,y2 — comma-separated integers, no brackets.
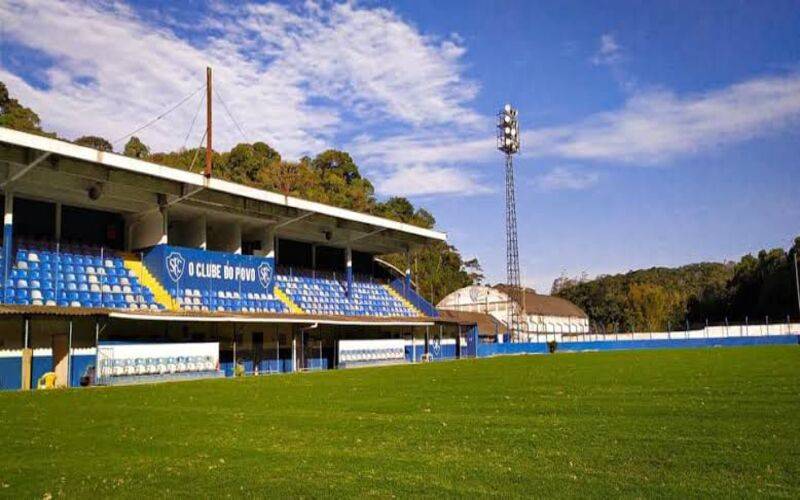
561,321,800,343
473,320,800,358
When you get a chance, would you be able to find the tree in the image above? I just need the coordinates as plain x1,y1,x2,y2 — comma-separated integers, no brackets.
257,160,314,197
411,208,436,229
123,136,150,159
625,283,678,332
558,237,800,331
0,81,54,136
378,197,415,222
220,142,281,185
551,271,589,295
463,257,484,285
75,135,113,152
311,150,360,182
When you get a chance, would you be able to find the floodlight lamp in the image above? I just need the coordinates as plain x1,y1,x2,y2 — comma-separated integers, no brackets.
504,115,511,124
504,127,511,135
511,128,517,136
504,104,511,113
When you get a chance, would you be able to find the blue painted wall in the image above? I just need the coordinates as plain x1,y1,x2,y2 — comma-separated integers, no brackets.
478,342,550,357
558,335,799,353
404,343,458,362
260,358,293,373
70,354,96,387
31,354,51,387
306,357,329,370
0,357,21,390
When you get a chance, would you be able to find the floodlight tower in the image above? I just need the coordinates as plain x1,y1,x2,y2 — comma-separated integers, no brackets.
497,104,524,341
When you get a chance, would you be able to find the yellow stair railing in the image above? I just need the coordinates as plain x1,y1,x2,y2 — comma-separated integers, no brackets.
120,253,177,311
383,284,423,316
274,285,305,314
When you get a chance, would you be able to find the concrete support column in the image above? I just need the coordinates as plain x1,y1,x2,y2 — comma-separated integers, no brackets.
187,215,207,249
311,244,317,271
159,208,168,245
345,246,353,298
3,191,14,298
55,202,62,242
291,331,297,373
258,226,275,259
208,222,241,254
194,215,207,250
233,223,242,254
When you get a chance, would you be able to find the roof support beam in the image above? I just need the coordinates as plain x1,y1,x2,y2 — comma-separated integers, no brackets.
274,210,314,229
0,151,51,188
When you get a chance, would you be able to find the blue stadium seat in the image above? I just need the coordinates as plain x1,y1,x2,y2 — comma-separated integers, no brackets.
1,241,165,311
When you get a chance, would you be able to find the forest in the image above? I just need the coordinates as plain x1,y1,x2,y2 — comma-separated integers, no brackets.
553,238,800,332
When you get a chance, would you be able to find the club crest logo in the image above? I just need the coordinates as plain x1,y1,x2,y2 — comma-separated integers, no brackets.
166,252,185,283
258,262,273,289
431,339,441,357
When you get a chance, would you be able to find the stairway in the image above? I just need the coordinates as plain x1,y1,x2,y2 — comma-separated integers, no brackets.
273,286,305,314
383,284,423,316
120,253,176,311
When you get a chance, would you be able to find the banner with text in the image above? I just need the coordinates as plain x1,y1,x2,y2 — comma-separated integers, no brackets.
143,244,276,295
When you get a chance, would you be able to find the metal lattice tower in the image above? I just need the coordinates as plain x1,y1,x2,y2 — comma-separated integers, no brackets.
497,104,523,341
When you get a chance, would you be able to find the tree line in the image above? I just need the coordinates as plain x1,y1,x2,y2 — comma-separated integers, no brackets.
0,81,482,305
554,237,800,332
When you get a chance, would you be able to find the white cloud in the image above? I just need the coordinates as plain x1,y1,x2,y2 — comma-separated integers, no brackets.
532,167,599,191
350,129,496,169
0,0,479,164
3,2,799,199
591,33,621,66
356,70,800,183
373,164,492,197
525,72,800,163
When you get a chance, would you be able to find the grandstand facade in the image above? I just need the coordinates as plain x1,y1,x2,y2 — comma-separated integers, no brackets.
0,127,459,390
437,284,589,340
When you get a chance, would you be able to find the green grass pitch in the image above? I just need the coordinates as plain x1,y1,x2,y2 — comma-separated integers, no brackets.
0,346,798,497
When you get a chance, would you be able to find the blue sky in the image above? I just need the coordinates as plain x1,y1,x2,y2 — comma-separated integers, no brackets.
1,0,798,292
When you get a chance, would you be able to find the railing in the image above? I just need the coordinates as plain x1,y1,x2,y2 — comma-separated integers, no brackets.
506,320,800,344
389,278,438,317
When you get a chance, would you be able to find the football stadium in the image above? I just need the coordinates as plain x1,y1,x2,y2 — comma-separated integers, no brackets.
0,122,798,497
1,3,799,496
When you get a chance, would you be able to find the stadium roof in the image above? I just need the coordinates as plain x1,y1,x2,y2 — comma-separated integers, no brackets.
436,309,506,335
0,127,446,254
493,285,587,318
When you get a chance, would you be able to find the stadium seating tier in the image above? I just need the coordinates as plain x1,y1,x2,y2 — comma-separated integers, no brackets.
1,241,422,317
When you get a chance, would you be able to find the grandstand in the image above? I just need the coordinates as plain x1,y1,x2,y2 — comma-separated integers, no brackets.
0,126,460,390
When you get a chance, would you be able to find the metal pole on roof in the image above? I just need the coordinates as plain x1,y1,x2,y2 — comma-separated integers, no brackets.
204,67,213,179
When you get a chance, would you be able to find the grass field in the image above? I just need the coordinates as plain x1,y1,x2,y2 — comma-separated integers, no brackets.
0,346,798,498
